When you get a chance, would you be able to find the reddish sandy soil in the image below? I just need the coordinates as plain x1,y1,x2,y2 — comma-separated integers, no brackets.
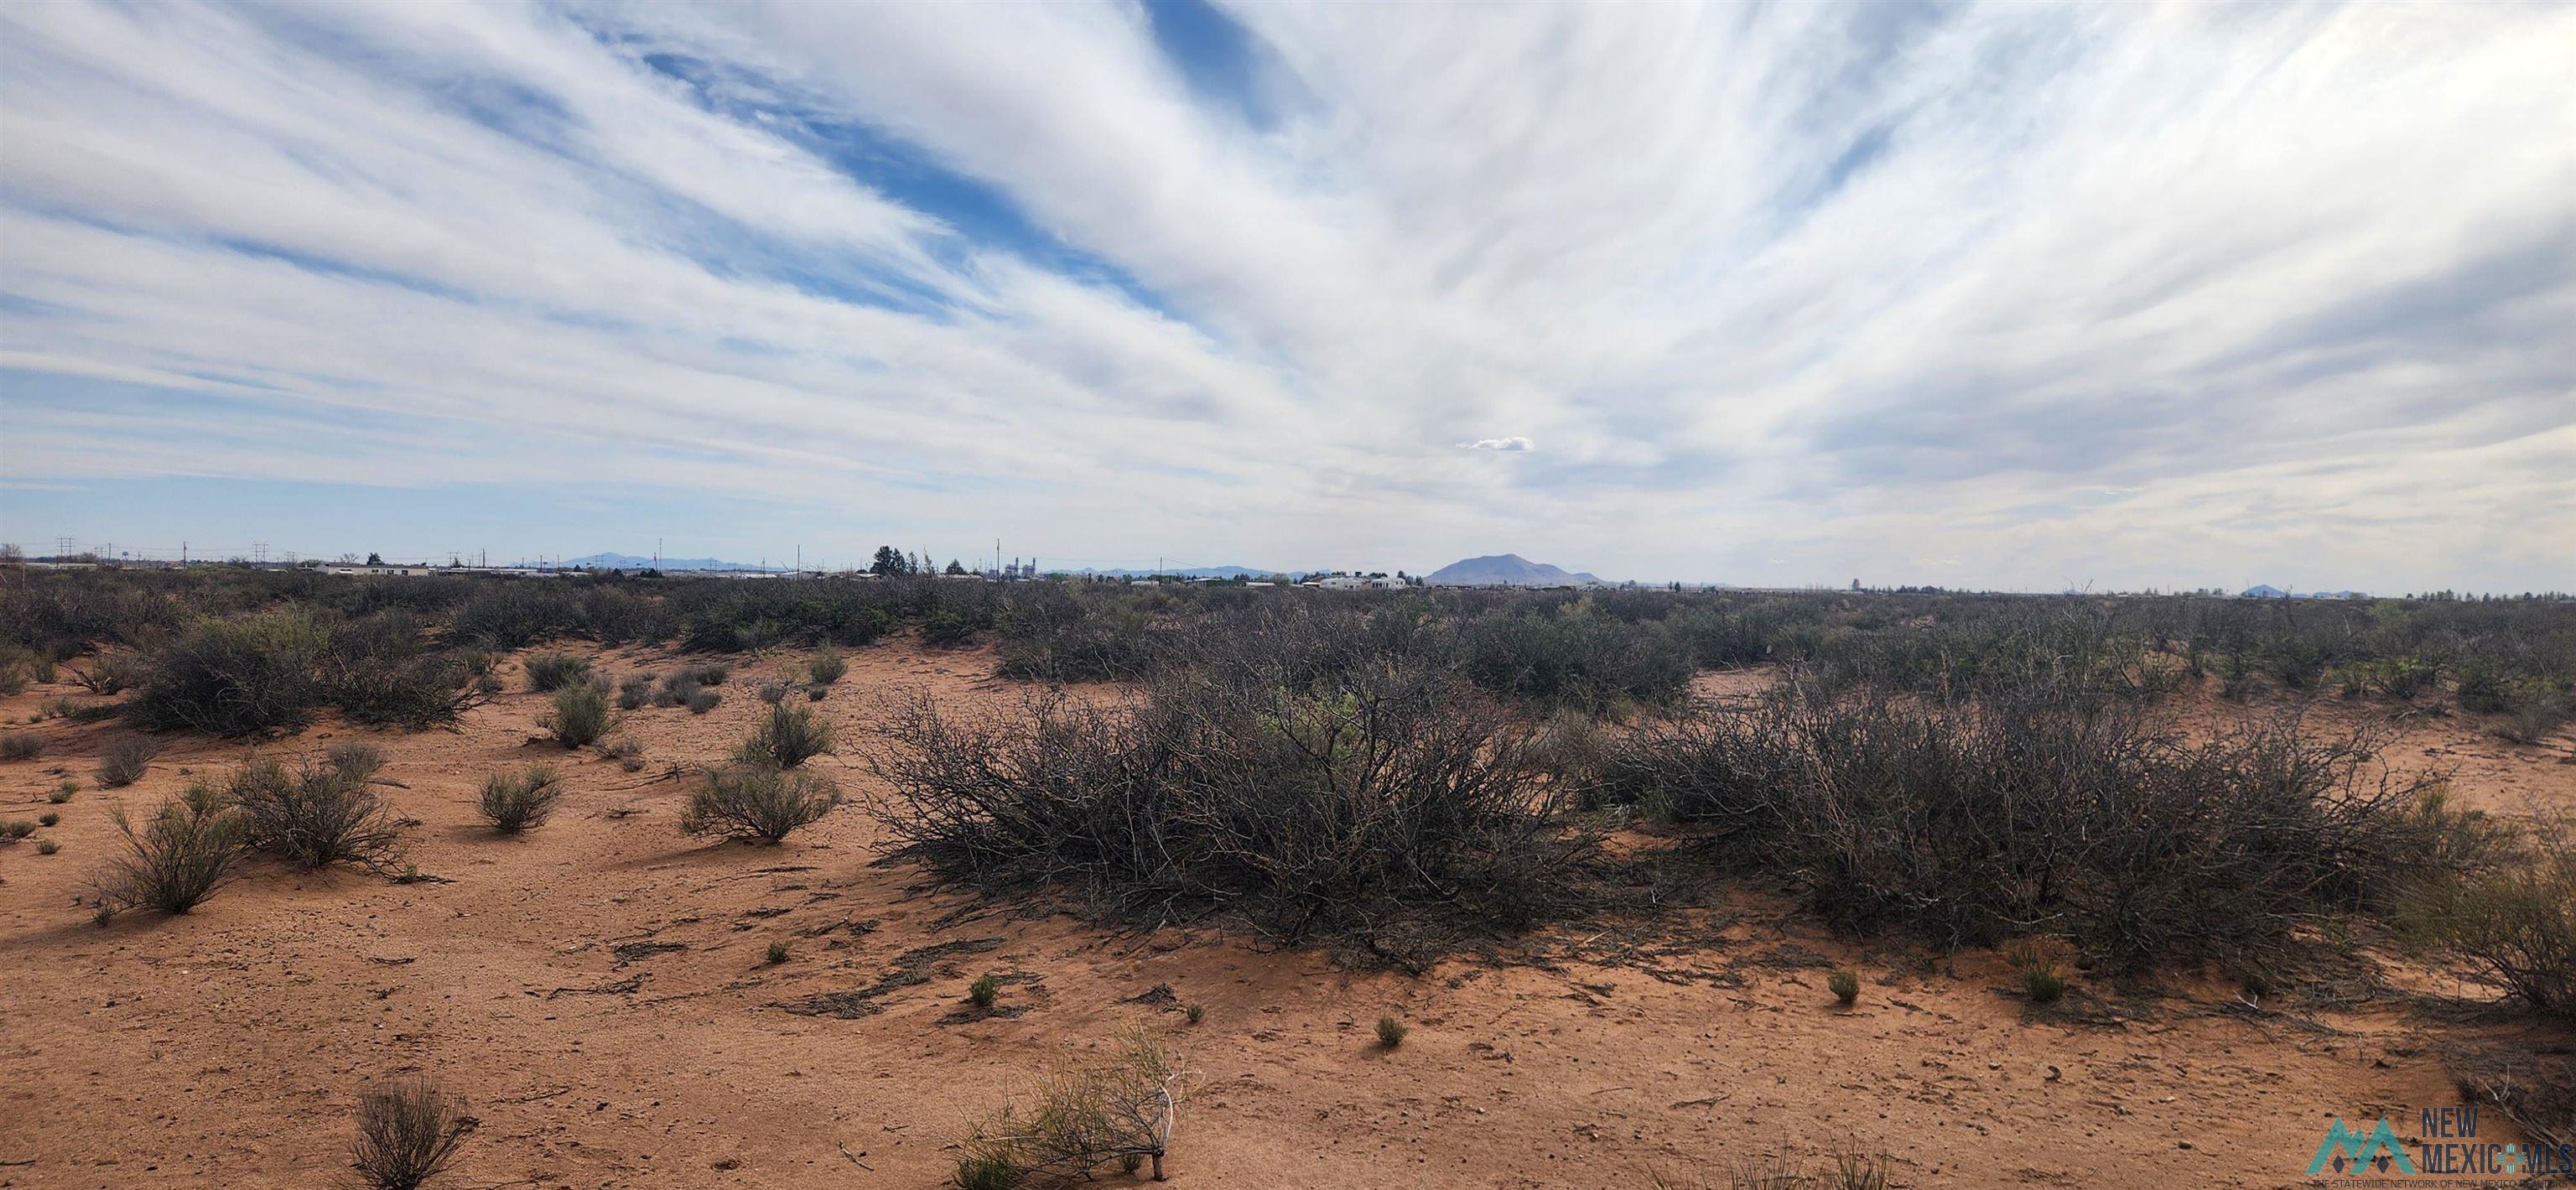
3,645,2568,1189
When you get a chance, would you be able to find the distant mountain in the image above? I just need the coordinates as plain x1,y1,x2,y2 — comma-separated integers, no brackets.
567,552,765,572
1425,553,1602,588
2241,584,2290,599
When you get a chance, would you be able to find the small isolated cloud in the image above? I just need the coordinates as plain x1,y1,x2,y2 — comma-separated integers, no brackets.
1458,436,1534,452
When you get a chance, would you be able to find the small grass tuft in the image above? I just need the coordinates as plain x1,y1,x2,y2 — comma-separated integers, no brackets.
351,1077,471,1190
96,735,159,788
766,940,791,965
1828,969,1861,1007
1375,1015,1407,1048
969,973,1001,1008
477,764,564,834
522,651,591,692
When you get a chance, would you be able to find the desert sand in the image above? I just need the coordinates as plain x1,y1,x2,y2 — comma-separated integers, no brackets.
3,642,2567,1188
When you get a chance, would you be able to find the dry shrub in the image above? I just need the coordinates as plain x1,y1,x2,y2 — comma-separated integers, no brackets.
476,764,563,834
0,731,44,761
96,735,160,787
957,1029,1183,1186
68,651,143,695
2448,1046,2576,1151
547,679,611,747
96,784,246,917
521,651,590,693
683,765,841,844
231,751,406,871
2402,815,2576,1021
125,611,327,735
351,1078,471,1190
616,673,652,710
1602,675,2469,973
740,701,833,768
872,660,1584,958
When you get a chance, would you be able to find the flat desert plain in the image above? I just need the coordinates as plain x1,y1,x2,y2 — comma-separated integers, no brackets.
3,642,2568,1188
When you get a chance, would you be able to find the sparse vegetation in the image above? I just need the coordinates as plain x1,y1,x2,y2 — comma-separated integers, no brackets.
616,673,652,710
0,730,43,761
1375,1015,1406,1048
1827,969,1860,1006
96,735,159,787
956,1029,1182,1185
36,839,58,855
351,1077,471,1190
0,819,32,843
95,784,246,917
39,812,60,828
969,973,1001,1008
2402,817,2576,1021
476,764,564,834
50,781,75,803
682,765,841,844
766,940,791,965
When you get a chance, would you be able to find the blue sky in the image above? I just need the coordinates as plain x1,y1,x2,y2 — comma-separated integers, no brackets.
3,1,2570,590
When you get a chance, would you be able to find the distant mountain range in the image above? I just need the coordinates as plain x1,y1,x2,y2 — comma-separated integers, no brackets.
1424,553,1602,587
566,552,766,572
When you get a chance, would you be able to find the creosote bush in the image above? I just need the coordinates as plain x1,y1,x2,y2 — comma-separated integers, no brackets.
740,702,833,768
872,660,1584,959
231,751,407,871
96,784,246,917
1601,675,2471,973
96,735,159,788
548,680,610,748
957,1029,1182,1186
125,611,328,735
351,1078,471,1190
476,764,564,834
683,765,841,844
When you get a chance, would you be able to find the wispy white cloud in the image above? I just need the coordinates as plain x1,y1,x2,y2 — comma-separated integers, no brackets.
1,0,2568,590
